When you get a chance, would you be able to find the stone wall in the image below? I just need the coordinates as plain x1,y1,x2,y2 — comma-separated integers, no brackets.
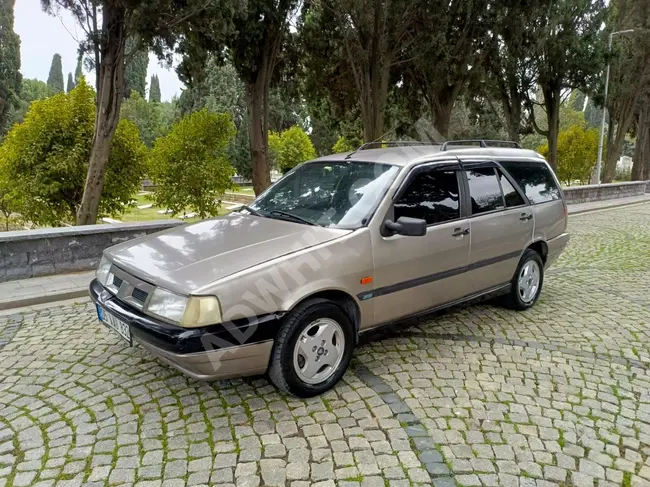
224,192,255,204
0,220,182,283
563,181,649,205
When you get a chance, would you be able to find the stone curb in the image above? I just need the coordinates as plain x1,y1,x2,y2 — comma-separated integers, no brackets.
0,287,88,311
569,196,650,215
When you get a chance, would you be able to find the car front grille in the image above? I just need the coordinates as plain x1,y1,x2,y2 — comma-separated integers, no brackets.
131,288,149,303
112,275,124,288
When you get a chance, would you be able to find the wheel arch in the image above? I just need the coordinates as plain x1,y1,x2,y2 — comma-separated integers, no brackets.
287,289,362,340
527,240,548,264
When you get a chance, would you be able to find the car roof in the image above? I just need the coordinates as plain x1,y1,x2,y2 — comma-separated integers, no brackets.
311,146,545,167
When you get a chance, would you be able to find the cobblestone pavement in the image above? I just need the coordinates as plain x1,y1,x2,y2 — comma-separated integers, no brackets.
1,203,650,487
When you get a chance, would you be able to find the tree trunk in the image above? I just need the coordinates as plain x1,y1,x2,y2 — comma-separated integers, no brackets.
76,5,127,225
430,97,455,139
632,103,650,181
247,77,271,196
603,99,637,183
542,87,560,171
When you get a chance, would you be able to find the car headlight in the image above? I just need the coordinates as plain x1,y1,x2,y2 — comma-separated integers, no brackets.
181,296,222,328
96,256,113,286
147,288,188,323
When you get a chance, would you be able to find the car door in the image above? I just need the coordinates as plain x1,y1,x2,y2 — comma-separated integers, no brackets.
462,161,534,294
368,162,471,326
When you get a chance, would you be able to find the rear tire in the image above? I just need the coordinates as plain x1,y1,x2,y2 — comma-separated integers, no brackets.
502,249,544,311
268,298,355,397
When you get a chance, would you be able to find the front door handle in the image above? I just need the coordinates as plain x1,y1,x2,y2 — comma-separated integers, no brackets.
452,227,470,237
520,213,533,221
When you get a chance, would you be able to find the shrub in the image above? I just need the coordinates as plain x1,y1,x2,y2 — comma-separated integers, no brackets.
538,124,599,185
269,126,317,174
149,109,236,218
0,80,147,225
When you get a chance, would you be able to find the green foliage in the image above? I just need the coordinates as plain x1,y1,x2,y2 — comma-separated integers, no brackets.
74,57,83,83
0,0,22,134
269,126,317,174
149,74,161,103
149,109,236,218
10,78,51,126
47,53,65,93
0,164,20,231
125,38,149,98
66,72,75,93
120,90,177,147
332,136,355,154
0,80,147,225
538,124,599,185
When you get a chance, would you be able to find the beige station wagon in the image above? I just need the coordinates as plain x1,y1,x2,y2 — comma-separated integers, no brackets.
90,140,570,397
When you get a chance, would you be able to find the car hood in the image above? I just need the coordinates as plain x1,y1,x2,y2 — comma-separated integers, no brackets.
105,214,350,294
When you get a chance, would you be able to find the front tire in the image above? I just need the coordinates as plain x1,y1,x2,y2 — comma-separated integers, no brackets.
503,249,544,311
268,299,355,397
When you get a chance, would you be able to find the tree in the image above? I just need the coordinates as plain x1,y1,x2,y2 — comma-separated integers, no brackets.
149,74,161,103
10,79,51,126
524,0,607,170
120,90,176,147
332,136,355,154
268,126,317,174
599,0,650,182
47,53,65,93
67,72,75,93
0,80,147,226
41,0,233,226
539,124,599,185
0,0,22,135
301,0,420,143
631,88,650,181
0,166,20,231
75,57,83,83
149,109,236,218
479,0,548,143
124,38,148,99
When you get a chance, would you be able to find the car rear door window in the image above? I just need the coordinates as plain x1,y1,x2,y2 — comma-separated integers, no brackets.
466,168,504,214
500,161,561,204
498,170,526,207
394,169,460,225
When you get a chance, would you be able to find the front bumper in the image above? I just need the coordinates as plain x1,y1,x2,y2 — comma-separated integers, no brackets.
89,279,281,381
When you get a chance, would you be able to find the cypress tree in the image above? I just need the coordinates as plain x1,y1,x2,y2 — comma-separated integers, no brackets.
66,72,75,93
47,54,65,93
124,38,148,98
0,0,22,133
75,58,83,83
149,74,161,103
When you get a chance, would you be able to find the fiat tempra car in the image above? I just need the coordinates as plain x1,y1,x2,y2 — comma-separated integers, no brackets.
90,140,569,397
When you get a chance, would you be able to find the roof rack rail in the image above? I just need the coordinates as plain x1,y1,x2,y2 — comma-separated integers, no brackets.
357,140,440,151
440,140,522,151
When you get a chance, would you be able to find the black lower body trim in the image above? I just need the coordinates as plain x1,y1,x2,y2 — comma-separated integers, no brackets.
358,250,521,300
89,279,284,354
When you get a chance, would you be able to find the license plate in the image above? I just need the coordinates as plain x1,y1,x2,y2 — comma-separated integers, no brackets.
97,305,132,346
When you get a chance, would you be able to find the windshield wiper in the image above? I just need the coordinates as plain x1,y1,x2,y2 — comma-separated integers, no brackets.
238,205,264,217
268,210,316,226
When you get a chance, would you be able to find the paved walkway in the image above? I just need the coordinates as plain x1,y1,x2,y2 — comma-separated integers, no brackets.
0,196,648,313
0,271,93,312
0,203,649,487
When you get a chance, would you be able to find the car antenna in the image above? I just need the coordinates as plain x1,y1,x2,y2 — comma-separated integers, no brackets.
345,130,394,160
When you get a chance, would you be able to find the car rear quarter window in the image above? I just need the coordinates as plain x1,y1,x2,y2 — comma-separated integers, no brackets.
500,161,561,204
466,168,505,214
497,170,526,207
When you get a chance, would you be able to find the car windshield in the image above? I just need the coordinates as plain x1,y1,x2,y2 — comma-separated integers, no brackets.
250,161,400,229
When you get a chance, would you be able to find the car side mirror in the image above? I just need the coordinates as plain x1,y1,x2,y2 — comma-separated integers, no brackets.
384,217,427,237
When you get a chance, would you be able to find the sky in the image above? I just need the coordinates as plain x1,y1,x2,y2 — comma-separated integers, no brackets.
14,0,184,102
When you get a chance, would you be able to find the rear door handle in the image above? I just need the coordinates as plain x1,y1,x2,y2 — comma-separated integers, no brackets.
452,227,470,237
520,213,533,221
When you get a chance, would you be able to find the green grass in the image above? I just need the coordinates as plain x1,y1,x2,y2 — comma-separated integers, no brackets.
120,193,230,223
